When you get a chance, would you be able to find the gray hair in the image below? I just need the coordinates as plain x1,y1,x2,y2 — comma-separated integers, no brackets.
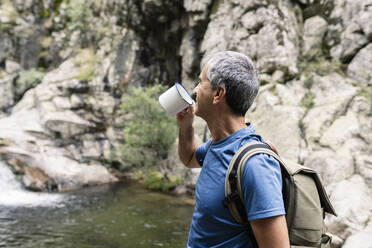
204,51,259,116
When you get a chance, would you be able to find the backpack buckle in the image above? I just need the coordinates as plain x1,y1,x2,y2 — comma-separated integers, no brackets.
222,191,240,208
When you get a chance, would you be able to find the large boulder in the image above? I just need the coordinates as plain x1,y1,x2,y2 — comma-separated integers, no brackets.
0,108,117,191
347,44,372,87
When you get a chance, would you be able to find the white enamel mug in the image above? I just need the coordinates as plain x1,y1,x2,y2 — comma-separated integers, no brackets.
159,82,193,116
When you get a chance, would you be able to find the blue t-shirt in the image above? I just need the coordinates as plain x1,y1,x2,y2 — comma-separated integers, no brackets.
187,124,285,248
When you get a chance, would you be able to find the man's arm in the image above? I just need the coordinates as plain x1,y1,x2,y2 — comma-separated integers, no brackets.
176,106,201,168
250,215,290,248
242,154,290,247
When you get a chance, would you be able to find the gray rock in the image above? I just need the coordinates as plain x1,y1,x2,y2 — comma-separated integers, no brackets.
0,74,15,110
248,85,305,161
350,96,372,144
303,74,357,145
42,59,81,85
0,109,117,191
276,81,307,106
201,0,299,76
304,149,354,192
0,33,15,63
42,110,93,139
184,0,211,12
255,24,298,75
180,29,201,91
303,16,328,57
5,60,21,74
319,112,359,150
81,139,103,161
328,0,371,61
357,155,372,189
326,175,372,240
12,88,36,113
183,0,212,26
347,44,372,86
0,44,126,191
331,22,368,61
356,8,372,40
52,96,72,110
343,219,372,248
343,232,372,248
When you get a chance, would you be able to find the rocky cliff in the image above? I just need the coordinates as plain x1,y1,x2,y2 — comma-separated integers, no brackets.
0,0,371,246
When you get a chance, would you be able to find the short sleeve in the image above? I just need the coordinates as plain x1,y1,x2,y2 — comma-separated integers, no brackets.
241,153,285,221
195,138,212,166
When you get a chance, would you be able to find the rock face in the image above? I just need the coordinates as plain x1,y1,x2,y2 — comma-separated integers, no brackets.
0,0,371,246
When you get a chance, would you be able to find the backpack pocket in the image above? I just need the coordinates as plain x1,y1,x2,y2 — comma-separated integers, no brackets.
289,173,323,246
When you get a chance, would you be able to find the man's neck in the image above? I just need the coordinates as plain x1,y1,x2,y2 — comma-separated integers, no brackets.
206,114,247,143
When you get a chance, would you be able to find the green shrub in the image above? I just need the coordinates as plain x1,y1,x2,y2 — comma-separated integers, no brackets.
303,74,314,89
298,56,346,76
133,168,182,192
301,92,316,109
0,0,19,23
120,85,177,169
74,48,96,81
15,68,45,100
66,0,92,28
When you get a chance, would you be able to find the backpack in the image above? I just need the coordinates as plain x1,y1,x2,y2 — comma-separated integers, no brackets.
222,141,337,248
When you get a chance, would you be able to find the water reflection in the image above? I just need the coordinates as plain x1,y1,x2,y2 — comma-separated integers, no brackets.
0,182,194,248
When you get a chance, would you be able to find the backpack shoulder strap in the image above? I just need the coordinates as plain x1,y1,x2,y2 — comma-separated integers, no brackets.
224,141,286,213
224,141,300,231
223,141,279,248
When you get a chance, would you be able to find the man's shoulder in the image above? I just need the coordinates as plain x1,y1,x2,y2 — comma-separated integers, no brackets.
241,151,281,181
237,141,281,172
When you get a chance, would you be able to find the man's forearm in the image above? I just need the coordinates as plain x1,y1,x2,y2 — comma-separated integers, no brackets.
178,125,199,167
251,215,290,248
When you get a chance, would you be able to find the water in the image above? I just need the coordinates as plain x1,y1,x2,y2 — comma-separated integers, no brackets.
0,163,194,248
0,163,63,207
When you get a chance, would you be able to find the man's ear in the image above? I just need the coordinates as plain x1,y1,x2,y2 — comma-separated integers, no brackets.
213,87,226,104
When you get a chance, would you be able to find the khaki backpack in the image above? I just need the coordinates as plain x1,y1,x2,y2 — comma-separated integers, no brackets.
223,142,337,248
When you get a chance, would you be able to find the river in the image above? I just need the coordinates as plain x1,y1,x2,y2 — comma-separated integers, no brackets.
0,162,194,248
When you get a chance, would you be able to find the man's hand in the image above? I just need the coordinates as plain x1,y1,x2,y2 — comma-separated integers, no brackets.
176,105,195,129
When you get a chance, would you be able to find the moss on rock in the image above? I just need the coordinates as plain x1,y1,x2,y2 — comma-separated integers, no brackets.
15,68,45,100
133,168,182,192
74,48,96,81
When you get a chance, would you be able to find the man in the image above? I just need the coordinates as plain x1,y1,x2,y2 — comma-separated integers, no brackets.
177,51,290,248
